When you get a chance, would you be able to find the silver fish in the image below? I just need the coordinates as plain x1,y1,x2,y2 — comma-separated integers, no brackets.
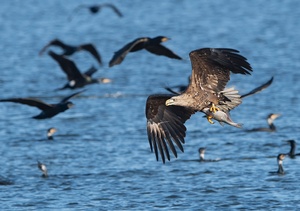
202,108,243,128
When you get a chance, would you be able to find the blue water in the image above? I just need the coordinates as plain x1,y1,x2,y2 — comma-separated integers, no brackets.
1,0,300,210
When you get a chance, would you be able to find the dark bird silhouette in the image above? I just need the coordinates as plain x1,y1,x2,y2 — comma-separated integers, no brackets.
146,48,252,163
0,90,84,119
49,51,110,90
164,76,191,95
39,39,102,66
70,3,123,20
241,77,273,98
247,113,280,132
47,127,57,140
198,147,220,162
0,175,13,186
286,140,300,158
37,161,48,177
109,36,182,67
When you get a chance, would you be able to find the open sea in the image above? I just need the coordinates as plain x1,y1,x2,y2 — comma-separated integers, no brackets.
1,0,300,210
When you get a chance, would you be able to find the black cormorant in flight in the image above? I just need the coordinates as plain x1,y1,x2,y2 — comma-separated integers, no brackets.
109,36,182,67
69,3,123,20
49,51,110,90
0,90,84,119
39,39,102,66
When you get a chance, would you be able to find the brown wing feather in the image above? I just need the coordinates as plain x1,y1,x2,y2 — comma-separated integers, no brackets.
146,94,195,163
189,48,252,93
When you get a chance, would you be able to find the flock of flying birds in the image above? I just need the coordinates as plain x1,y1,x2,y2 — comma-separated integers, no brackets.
0,3,293,180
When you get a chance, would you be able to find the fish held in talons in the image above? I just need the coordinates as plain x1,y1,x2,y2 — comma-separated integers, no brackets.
202,108,242,128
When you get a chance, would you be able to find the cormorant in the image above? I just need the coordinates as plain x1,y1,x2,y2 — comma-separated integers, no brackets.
146,48,252,163
286,140,300,158
39,39,102,66
198,147,220,162
47,127,57,140
247,113,280,132
0,90,84,119
49,51,111,90
276,154,285,175
70,3,123,20
37,161,48,177
109,36,182,67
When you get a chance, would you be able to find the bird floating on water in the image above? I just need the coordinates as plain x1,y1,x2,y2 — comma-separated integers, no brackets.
109,36,182,67
37,161,48,177
47,127,57,140
39,39,102,66
0,90,84,119
276,154,285,175
146,48,252,163
69,3,123,20
247,113,280,132
285,140,300,158
198,147,221,162
49,51,110,90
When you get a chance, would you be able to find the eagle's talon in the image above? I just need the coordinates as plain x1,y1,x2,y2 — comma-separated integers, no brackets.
207,115,214,124
209,103,220,113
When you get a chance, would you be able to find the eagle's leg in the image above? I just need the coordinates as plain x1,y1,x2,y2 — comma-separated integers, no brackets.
209,103,220,113
206,115,214,124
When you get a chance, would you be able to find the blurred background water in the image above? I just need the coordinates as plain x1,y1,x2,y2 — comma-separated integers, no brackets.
0,0,300,210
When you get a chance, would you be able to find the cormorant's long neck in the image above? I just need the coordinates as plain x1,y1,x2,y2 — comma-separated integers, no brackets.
289,143,296,157
199,153,205,161
268,118,276,131
277,161,284,174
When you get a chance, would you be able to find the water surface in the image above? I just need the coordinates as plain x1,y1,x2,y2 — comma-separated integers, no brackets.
0,0,300,210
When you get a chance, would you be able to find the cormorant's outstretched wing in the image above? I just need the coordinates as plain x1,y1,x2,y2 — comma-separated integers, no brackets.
241,77,273,98
145,44,182,60
109,38,148,67
84,66,98,77
39,39,65,56
68,4,90,21
79,44,102,65
48,51,85,82
102,3,123,17
60,90,85,103
146,94,195,163
164,87,181,95
0,98,53,110
189,48,252,93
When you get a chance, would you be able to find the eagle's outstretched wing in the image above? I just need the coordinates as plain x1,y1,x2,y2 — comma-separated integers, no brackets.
146,94,195,163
